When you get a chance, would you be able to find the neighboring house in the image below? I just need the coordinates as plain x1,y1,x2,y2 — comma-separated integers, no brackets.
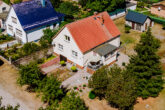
125,11,154,32
52,11,120,72
6,0,64,43
0,11,8,29
0,1,10,13
151,4,165,18
126,1,137,10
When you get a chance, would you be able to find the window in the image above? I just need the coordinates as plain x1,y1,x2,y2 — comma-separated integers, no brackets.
2,7,6,12
64,35,70,42
16,28,22,37
8,25,13,31
58,44,63,51
11,17,17,24
72,50,78,57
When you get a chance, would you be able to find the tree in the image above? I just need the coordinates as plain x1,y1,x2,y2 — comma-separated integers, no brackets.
2,0,10,4
0,97,19,110
88,66,109,98
105,65,137,110
56,1,79,16
41,75,64,104
22,42,40,55
59,91,87,110
50,0,61,8
126,28,163,98
18,62,45,88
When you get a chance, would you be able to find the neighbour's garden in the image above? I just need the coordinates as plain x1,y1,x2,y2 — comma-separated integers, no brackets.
0,34,14,44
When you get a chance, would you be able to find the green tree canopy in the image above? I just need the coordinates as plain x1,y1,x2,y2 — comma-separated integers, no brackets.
18,62,45,88
41,75,64,104
126,28,163,98
59,91,87,110
56,1,79,16
89,65,137,110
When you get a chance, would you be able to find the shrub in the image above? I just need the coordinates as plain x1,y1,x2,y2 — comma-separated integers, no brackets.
88,91,96,99
125,25,131,33
71,66,77,72
60,60,66,66
162,23,165,30
0,59,4,66
122,62,126,66
83,84,86,87
73,86,77,90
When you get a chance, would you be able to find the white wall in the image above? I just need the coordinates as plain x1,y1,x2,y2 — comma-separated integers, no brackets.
127,5,137,10
111,11,126,20
0,2,10,13
52,27,84,67
27,25,53,42
6,7,27,43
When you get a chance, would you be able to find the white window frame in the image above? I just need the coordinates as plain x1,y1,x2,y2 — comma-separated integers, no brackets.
8,24,13,32
64,35,70,42
72,50,78,58
11,17,17,24
58,44,63,51
16,28,22,37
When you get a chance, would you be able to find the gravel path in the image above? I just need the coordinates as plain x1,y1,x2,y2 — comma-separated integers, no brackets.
0,85,30,110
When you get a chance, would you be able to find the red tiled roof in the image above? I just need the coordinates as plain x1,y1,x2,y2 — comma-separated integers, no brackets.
0,1,2,5
66,11,120,53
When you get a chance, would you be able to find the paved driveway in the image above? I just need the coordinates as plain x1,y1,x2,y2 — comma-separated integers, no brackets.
62,71,91,89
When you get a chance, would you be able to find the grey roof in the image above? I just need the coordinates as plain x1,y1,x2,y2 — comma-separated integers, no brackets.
125,11,148,24
94,43,118,56
126,2,136,8
0,12,9,20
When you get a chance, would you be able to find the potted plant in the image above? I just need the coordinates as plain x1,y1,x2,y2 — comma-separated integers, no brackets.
71,66,77,72
60,60,66,66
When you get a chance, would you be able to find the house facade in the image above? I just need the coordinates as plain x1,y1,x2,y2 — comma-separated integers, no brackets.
151,4,165,18
125,11,154,32
0,1,10,13
52,12,120,71
6,0,64,43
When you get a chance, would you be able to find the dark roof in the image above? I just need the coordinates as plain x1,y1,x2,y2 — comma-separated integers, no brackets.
126,2,136,8
94,43,118,56
12,0,64,31
125,11,148,24
0,12,9,20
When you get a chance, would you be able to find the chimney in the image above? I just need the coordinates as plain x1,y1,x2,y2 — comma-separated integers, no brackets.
41,0,45,7
94,11,98,16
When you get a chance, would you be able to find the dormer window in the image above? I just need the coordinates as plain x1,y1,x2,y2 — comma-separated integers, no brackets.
158,7,161,11
65,35,70,42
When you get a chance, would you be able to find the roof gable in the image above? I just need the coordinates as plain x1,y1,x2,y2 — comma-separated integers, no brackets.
65,11,120,53
12,0,64,31
126,11,148,24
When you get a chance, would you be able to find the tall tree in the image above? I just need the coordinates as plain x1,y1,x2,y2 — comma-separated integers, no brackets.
59,91,87,110
88,66,109,98
105,65,137,110
126,28,163,98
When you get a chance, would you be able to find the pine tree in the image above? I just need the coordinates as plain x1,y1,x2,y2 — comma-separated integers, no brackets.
126,28,163,98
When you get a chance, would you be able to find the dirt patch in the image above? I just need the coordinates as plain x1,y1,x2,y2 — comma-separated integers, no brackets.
50,68,72,81
0,58,43,110
82,92,117,110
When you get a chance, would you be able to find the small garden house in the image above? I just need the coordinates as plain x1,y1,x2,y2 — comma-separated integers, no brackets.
6,0,64,43
125,11,154,32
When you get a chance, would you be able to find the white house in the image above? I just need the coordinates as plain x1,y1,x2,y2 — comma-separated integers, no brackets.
125,11,154,32
5,0,64,43
0,1,10,13
52,12,120,73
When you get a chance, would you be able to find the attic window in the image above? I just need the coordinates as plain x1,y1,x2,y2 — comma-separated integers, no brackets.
65,35,70,42
11,17,17,24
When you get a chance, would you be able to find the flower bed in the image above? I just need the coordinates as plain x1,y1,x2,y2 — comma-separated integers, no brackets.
0,34,14,44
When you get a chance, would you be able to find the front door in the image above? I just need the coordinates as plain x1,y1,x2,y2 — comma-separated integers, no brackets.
132,22,135,29
60,55,67,62
145,23,148,30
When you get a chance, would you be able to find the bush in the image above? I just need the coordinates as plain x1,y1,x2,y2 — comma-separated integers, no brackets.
60,60,66,66
125,25,131,33
122,62,126,66
71,66,77,72
162,23,165,30
0,59,4,66
88,91,96,99
73,86,77,90
83,84,86,87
